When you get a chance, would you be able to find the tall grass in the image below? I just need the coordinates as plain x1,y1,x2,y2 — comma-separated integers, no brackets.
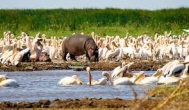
135,80,189,109
0,8,188,38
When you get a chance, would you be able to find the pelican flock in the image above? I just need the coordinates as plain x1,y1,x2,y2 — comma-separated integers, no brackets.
0,30,189,88
0,31,189,64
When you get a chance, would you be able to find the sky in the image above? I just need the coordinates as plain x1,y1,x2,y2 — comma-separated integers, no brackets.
0,0,189,10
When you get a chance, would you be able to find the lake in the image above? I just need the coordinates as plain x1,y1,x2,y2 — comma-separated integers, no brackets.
0,70,155,102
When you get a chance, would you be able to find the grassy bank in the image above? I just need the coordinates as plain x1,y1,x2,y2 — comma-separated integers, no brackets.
0,8,189,38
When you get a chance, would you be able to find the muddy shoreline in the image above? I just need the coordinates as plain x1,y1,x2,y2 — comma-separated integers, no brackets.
0,59,168,72
0,98,159,109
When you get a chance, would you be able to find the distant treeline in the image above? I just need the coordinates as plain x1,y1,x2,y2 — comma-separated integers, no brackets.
0,8,189,38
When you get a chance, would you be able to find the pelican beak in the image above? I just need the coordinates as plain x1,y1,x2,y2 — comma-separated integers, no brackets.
153,70,163,77
112,41,118,48
0,76,6,83
134,72,145,83
0,78,3,83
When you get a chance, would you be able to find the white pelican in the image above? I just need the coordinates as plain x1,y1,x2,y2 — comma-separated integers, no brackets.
1,42,31,66
57,75,83,86
134,70,163,85
157,75,180,85
160,60,179,72
103,71,144,85
164,63,184,77
157,64,189,85
86,67,108,86
162,59,189,77
111,61,134,78
0,79,19,87
10,47,30,66
0,75,19,87
1,48,15,65
184,55,189,62
116,47,136,61
105,48,120,61
42,38,57,60
161,60,184,77
180,64,189,79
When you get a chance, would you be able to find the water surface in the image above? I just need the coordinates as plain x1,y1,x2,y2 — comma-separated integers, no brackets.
0,70,155,102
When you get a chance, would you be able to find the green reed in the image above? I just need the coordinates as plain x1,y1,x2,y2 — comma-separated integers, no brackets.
0,7,188,38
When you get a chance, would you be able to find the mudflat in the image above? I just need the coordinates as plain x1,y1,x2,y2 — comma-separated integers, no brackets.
0,59,167,71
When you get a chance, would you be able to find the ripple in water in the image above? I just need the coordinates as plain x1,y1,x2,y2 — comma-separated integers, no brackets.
0,70,155,102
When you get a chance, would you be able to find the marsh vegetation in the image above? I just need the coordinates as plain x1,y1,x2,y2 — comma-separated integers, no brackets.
0,8,188,37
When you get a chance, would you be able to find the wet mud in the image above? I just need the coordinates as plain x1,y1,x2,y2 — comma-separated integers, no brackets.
0,59,167,71
0,98,160,109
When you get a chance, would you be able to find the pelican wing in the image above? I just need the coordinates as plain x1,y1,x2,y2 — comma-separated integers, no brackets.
111,62,134,78
111,66,121,78
139,76,159,85
157,76,180,85
97,77,107,85
116,62,134,76
166,64,184,77
113,77,133,85
162,60,180,76
88,78,107,85
57,77,76,86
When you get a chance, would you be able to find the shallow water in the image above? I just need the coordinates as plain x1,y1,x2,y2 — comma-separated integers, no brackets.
0,70,155,102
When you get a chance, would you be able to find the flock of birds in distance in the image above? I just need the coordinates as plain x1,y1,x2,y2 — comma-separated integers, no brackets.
0,29,189,87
